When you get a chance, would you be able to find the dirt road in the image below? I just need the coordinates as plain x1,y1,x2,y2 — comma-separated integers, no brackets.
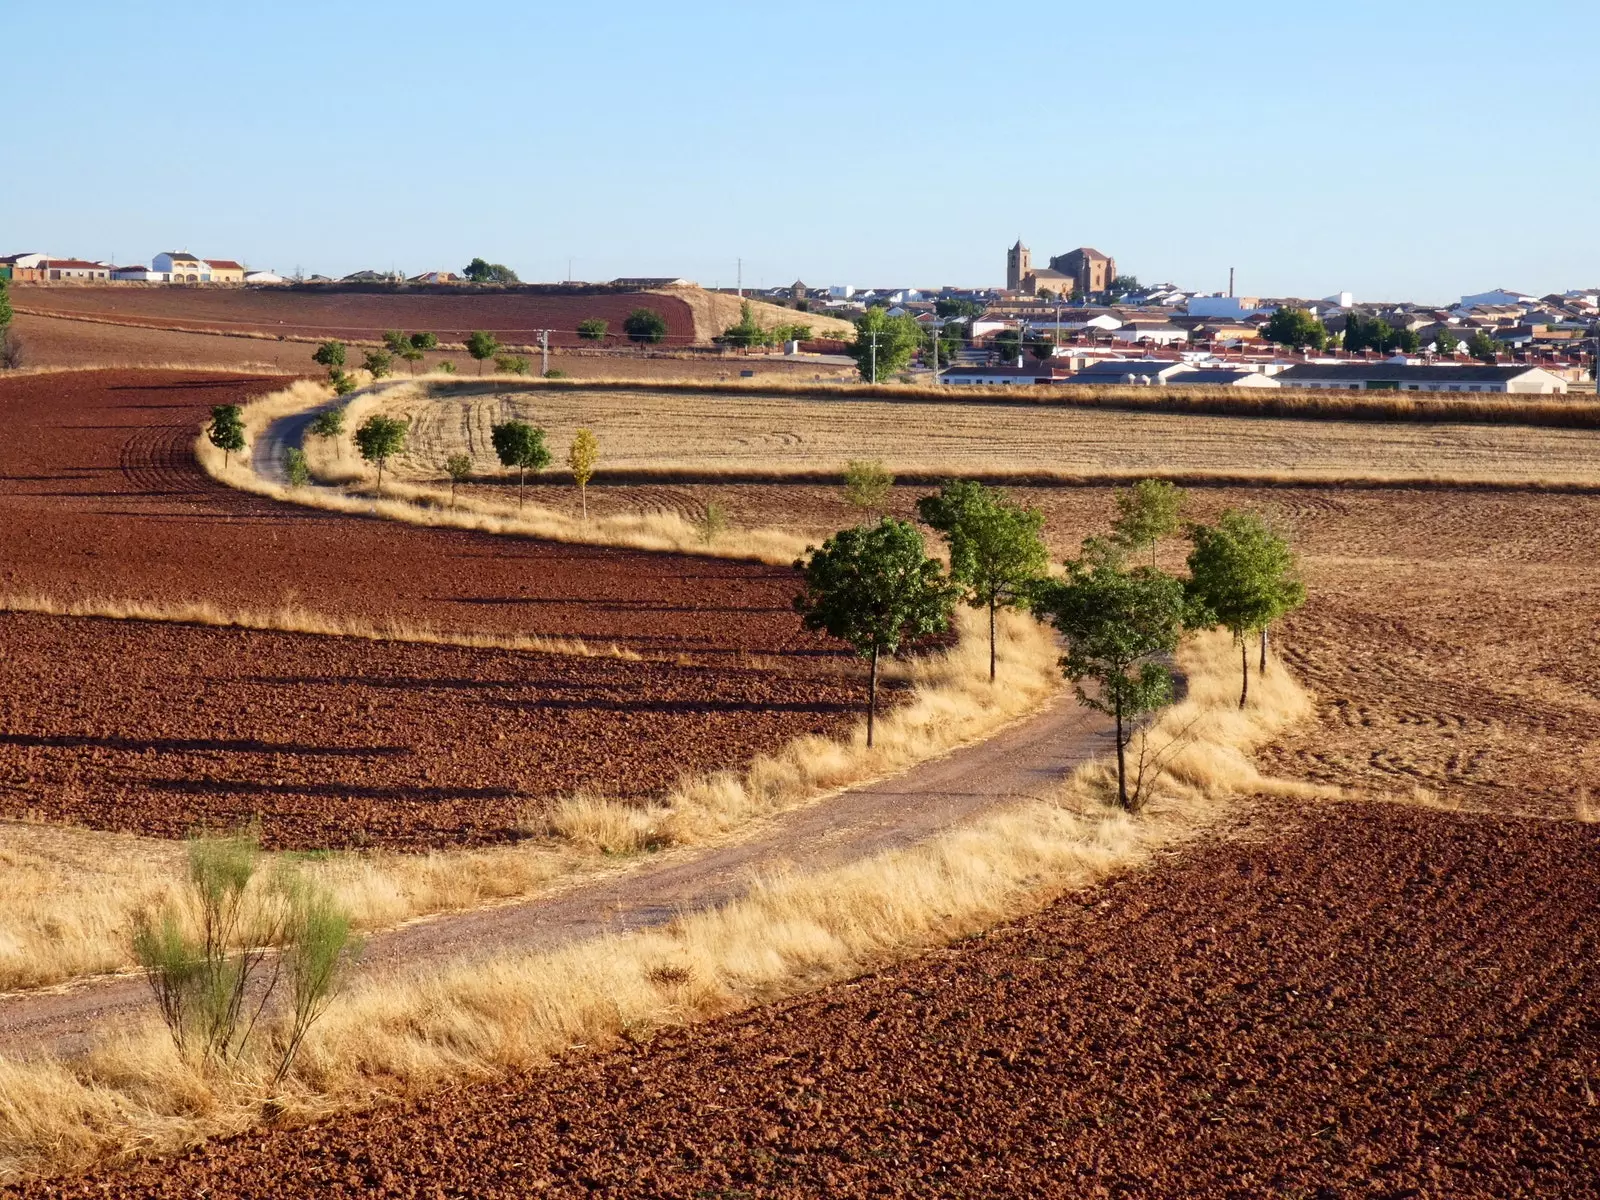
0,693,1104,1059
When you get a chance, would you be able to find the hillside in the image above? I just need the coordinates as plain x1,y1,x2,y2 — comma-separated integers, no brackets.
662,286,855,342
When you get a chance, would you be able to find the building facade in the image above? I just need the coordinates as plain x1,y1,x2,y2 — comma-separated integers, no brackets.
153,252,208,282
1049,247,1116,296
1274,363,1568,394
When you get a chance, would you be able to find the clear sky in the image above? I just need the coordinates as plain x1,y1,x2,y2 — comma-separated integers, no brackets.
4,1,1597,303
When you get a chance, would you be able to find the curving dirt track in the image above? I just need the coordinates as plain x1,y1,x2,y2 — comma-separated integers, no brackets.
0,370,868,845
15,801,1597,1199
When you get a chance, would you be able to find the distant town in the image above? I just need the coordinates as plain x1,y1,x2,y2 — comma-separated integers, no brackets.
3,240,1595,395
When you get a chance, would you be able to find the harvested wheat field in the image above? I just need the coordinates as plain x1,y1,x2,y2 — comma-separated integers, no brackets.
0,611,864,851
13,801,1596,1200
366,379,1600,486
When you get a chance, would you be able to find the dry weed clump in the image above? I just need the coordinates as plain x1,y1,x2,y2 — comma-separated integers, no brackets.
0,630,1313,1184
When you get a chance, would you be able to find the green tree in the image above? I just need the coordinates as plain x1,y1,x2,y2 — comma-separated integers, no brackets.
207,404,245,469
1263,307,1329,351
1467,329,1503,363
1111,479,1185,566
444,452,472,507
847,307,924,382
1033,541,1187,810
490,419,551,507
1391,326,1421,355
916,481,1050,681
409,331,438,351
1185,510,1307,707
353,414,408,494
576,318,609,342
843,459,894,516
0,277,12,331
463,257,519,284
399,345,425,372
567,428,599,519
991,328,1023,363
624,307,668,344
285,447,310,488
1434,328,1462,355
362,348,392,378
308,406,346,458
312,340,346,379
793,519,956,747
381,329,410,355
720,301,768,349
494,354,531,375
466,330,501,373
935,297,983,320
1108,274,1141,298
333,373,358,396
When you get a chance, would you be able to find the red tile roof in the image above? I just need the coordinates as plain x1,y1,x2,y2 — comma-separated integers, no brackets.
205,259,244,270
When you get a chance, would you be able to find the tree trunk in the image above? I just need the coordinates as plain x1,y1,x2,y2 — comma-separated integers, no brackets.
988,598,997,682
867,646,879,748
1114,695,1128,810
450,480,457,509
1239,636,1249,709
223,449,229,470
1260,625,1270,674
377,459,384,496
580,482,587,520
518,466,525,509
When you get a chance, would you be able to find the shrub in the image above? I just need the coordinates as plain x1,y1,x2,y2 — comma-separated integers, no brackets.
444,452,473,506
624,308,668,344
577,318,608,341
285,447,310,488
354,414,409,493
362,348,393,378
494,354,531,375
843,459,894,515
490,419,551,507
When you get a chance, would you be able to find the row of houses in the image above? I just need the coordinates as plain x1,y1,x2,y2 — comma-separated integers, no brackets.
938,357,1571,394
0,251,281,284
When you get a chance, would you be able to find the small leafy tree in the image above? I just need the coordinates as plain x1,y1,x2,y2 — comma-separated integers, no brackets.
409,331,438,352
917,480,1049,681
0,277,12,331
494,354,530,375
308,406,346,460
1263,307,1329,351
490,419,551,507
843,459,894,516
1467,329,1503,363
1434,328,1462,355
333,372,357,396
312,340,346,379
624,308,668,344
444,452,473,506
362,348,392,378
381,329,409,355
208,404,245,469
697,499,730,544
577,317,609,342
1033,541,1187,810
1186,510,1307,707
721,301,765,349
847,307,923,382
285,447,310,488
399,345,425,372
794,519,956,747
354,414,409,493
436,359,456,374
463,258,520,284
568,428,599,518
466,330,501,373
1111,479,1185,565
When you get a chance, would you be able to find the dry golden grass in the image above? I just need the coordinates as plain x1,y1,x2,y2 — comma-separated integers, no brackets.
0,608,1059,995
0,631,1314,1183
0,592,637,662
663,288,855,342
346,379,1600,488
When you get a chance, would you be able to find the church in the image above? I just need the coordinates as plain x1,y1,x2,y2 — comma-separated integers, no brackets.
1005,240,1116,297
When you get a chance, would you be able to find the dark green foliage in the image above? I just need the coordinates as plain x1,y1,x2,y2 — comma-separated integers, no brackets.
1263,307,1329,351
793,519,956,746
1108,274,1141,298
408,331,438,351
0,277,12,329
624,308,668,344
494,354,531,375
577,318,609,341
207,404,245,468
362,348,392,378
720,301,765,349
463,258,520,284
333,373,358,396
466,331,501,372
490,419,551,507
917,481,1049,680
312,340,346,378
1434,328,1462,355
353,414,409,492
1033,541,1187,810
381,329,410,354
935,298,984,320
1467,329,1503,362
1185,510,1307,707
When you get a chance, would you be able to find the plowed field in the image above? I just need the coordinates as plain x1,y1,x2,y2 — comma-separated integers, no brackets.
12,285,699,349
0,371,868,847
0,611,862,851
20,803,1596,1199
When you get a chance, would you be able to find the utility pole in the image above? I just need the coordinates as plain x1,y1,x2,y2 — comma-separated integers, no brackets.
539,329,550,377
736,257,742,298
870,328,878,384
1228,266,1235,299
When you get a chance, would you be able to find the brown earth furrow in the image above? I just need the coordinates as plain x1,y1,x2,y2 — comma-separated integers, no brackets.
14,803,1596,1199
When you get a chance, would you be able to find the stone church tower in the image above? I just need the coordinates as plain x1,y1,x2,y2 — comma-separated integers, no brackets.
1005,239,1031,291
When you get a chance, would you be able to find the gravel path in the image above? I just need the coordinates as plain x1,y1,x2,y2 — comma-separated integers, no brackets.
0,693,1104,1059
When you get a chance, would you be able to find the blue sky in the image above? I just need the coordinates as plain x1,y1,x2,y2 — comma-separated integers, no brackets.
4,1,1597,303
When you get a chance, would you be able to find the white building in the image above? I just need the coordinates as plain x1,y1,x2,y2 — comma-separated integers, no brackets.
1186,295,1271,319
153,252,210,282
243,270,287,285
111,265,161,281
1110,322,1188,346
40,259,110,281
1274,363,1567,394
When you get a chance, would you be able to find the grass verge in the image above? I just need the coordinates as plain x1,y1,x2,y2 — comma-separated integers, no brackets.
0,630,1316,1183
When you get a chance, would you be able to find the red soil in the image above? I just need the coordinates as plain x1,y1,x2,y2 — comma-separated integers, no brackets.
19,802,1597,1198
0,369,870,847
11,285,698,350
0,612,864,851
